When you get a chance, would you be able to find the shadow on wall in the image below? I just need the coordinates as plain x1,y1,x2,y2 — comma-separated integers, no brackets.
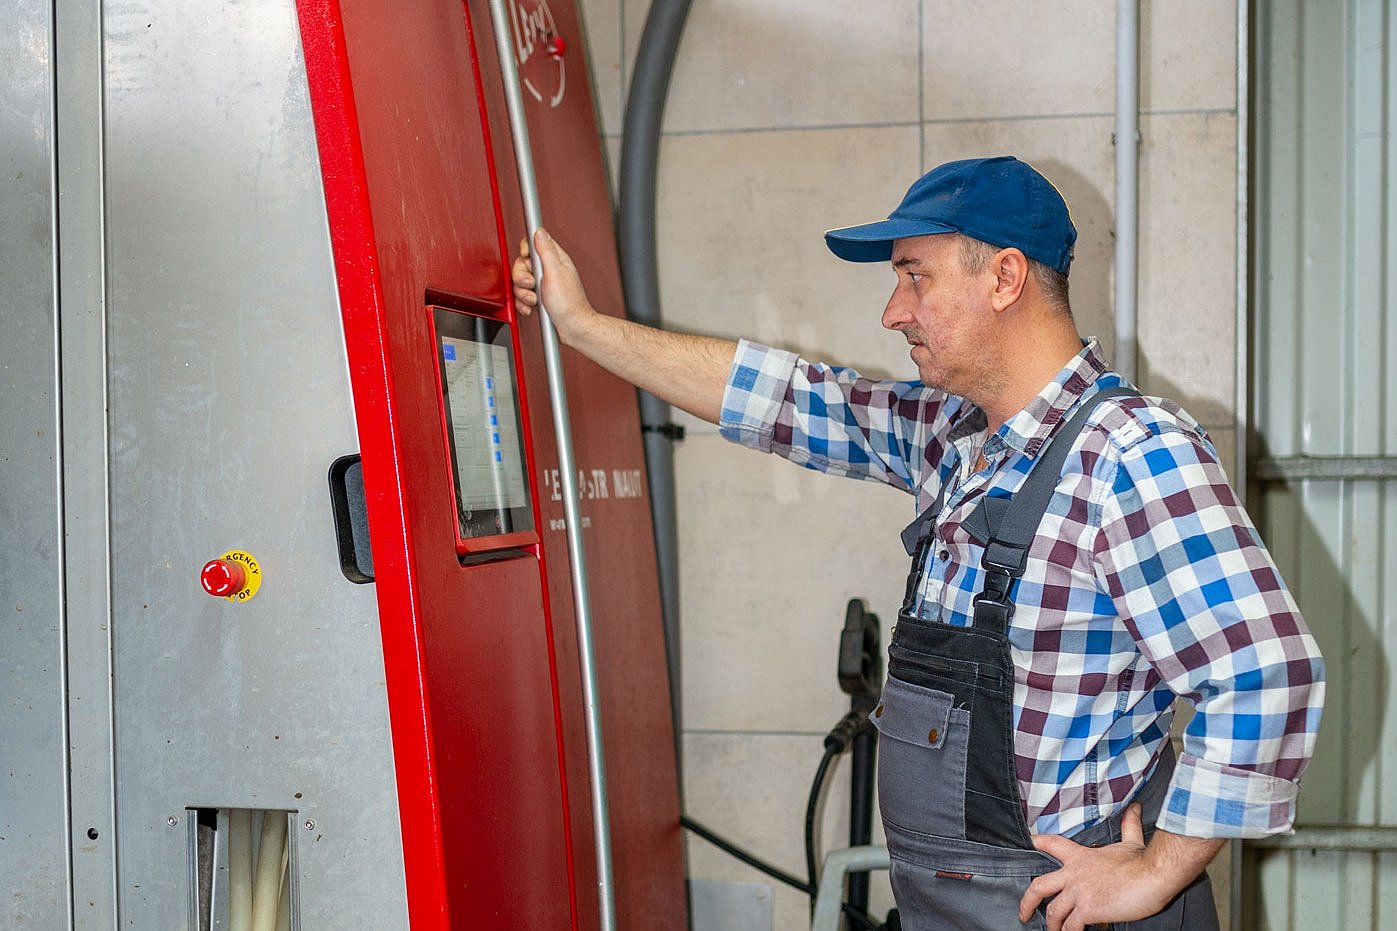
1241,437,1389,930
1034,159,1115,365
1132,359,1232,450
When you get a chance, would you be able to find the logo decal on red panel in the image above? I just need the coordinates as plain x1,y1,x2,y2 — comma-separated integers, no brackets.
510,0,567,108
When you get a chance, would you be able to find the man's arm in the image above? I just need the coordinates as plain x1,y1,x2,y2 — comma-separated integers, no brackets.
1017,421,1321,931
516,229,958,495
1019,804,1224,931
512,228,736,424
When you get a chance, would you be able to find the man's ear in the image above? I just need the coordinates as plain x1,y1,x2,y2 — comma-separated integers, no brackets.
991,248,1029,311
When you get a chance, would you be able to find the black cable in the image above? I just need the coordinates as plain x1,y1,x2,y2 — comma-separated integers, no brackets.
679,816,881,930
805,746,838,895
823,710,869,755
844,905,881,930
681,815,812,895
806,712,872,921
681,717,881,927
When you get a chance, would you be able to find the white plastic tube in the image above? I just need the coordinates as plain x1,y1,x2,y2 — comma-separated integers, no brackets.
251,811,288,931
227,809,254,931
276,841,292,931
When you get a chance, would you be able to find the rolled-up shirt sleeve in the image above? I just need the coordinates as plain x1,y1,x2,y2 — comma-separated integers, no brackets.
718,338,959,495
1092,425,1325,838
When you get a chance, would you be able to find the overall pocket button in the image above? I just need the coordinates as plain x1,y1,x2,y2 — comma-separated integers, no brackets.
928,728,940,744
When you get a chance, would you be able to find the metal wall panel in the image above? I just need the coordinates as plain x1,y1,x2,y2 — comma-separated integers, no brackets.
8,0,683,925
100,1,407,926
1250,0,1397,926
55,1,121,924
0,3,69,927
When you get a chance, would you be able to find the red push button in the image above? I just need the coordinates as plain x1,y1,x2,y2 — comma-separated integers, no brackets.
547,35,566,59
201,558,247,598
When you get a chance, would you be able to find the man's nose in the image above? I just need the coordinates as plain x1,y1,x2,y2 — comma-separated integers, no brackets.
882,288,911,330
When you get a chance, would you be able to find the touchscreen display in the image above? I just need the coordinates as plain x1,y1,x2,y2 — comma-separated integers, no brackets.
433,307,533,543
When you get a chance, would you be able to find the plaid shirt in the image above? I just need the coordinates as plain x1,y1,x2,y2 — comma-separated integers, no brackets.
720,337,1324,840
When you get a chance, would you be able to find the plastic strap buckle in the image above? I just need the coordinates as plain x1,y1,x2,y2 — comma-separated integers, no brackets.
977,566,1014,605
973,543,1025,628
972,599,1014,628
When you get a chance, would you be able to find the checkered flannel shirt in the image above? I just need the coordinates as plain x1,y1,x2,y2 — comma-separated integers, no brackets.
719,337,1324,840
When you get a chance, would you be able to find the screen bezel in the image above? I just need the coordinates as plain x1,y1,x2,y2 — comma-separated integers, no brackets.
428,303,537,554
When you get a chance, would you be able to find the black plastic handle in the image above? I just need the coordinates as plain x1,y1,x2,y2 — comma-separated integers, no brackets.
328,454,374,584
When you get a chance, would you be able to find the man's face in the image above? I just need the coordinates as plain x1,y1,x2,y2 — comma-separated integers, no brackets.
881,234,996,395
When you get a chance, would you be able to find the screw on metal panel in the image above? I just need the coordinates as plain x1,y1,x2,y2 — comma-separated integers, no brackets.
304,819,315,831
168,815,179,826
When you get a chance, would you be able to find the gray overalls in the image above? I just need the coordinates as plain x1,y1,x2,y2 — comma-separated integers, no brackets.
871,389,1220,930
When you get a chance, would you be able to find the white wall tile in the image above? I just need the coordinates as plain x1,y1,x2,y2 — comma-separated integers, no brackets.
1208,842,1232,929
675,433,911,732
577,0,625,136
656,124,922,375
920,117,1119,363
1141,0,1238,113
653,126,933,733
1209,427,1239,487
921,2,1237,122
683,732,894,931
625,0,920,133
1136,110,1238,425
922,1,1115,121
1203,427,1237,487
603,133,621,202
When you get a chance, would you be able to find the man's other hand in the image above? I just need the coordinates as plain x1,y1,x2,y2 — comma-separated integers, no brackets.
1018,804,1222,931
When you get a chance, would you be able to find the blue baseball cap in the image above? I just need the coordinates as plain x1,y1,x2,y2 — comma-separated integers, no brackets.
824,156,1077,273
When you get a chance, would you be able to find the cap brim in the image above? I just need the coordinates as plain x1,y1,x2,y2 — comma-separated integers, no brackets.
824,217,958,263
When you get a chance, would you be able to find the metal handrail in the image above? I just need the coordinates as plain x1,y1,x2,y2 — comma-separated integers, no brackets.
1248,825,1397,852
809,846,890,931
1252,455,1397,482
485,3,616,928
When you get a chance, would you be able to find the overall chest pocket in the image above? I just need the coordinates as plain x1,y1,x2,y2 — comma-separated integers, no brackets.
870,675,971,840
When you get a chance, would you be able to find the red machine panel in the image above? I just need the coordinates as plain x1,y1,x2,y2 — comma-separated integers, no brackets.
296,1,685,927
466,3,689,926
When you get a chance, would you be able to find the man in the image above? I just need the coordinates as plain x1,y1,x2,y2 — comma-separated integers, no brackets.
512,156,1324,930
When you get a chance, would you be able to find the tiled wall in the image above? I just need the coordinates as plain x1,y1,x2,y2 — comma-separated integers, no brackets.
576,2,1241,928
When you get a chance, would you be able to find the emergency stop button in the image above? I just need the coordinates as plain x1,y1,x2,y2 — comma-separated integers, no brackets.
200,550,262,603
201,559,245,597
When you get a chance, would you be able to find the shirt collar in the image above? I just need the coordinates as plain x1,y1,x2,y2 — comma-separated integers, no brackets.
984,338,1111,460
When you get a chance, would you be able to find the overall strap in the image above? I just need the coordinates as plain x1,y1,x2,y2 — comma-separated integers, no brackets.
898,480,948,616
971,387,1139,634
